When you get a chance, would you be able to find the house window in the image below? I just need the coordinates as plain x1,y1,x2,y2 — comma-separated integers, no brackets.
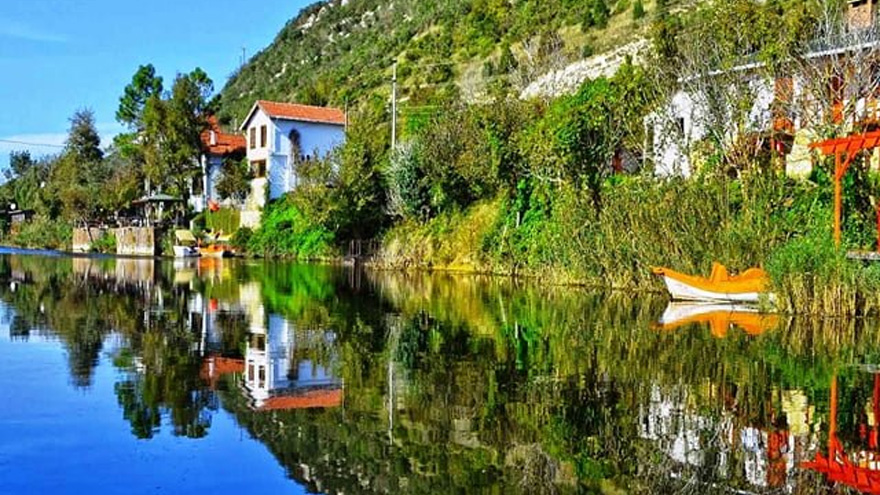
248,364,255,381
253,334,266,351
260,125,267,148
249,127,256,149
252,160,266,178
191,175,203,195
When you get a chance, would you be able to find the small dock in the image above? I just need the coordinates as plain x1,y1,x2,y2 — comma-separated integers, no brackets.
343,239,381,266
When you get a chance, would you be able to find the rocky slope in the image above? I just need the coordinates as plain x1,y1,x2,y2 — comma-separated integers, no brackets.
215,0,658,124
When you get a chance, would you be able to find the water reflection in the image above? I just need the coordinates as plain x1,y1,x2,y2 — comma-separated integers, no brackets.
5,254,880,493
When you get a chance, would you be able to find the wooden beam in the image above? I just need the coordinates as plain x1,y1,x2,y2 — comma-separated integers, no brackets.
835,152,843,246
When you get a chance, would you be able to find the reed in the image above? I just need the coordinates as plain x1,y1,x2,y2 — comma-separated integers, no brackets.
377,171,880,316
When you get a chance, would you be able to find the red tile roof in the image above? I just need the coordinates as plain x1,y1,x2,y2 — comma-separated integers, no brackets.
199,356,245,389
201,116,247,155
256,100,346,126
258,389,343,411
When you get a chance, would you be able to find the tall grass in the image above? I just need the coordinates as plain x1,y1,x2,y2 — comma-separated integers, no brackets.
378,171,880,316
766,230,880,315
484,172,828,287
380,198,502,272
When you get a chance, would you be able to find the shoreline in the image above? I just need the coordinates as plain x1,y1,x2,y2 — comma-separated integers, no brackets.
0,243,872,318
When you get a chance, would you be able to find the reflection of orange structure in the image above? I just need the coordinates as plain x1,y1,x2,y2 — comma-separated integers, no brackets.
802,375,880,494
767,428,790,488
200,356,245,389
655,303,779,338
258,389,343,411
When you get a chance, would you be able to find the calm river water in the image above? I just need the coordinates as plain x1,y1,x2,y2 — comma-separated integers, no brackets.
0,252,877,494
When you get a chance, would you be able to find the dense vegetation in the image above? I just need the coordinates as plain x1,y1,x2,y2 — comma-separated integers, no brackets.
216,0,657,122
234,0,880,315
4,0,880,315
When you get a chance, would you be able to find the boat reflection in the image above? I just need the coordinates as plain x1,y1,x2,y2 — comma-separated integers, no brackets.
655,302,780,337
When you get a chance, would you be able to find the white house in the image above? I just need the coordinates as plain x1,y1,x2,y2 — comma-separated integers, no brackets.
648,79,776,177
238,100,347,228
190,117,246,212
648,0,880,178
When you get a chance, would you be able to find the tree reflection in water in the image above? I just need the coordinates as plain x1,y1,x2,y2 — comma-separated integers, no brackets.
5,254,880,493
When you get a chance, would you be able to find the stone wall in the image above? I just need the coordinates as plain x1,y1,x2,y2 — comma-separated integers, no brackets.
115,227,157,257
72,228,111,253
520,40,647,100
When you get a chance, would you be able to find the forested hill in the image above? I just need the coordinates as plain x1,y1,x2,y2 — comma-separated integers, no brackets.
215,0,658,124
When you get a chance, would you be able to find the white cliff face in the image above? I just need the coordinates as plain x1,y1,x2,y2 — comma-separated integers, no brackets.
520,39,648,100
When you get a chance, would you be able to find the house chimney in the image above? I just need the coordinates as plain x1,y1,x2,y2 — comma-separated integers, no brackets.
210,130,217,146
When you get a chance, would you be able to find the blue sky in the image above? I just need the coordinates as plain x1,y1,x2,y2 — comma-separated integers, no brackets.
0,0,312,170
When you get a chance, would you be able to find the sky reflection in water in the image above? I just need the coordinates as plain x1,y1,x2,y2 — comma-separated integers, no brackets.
0,253,877,494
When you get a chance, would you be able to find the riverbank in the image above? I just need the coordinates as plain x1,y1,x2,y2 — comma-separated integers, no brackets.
7,171,880,317
371,172,880,317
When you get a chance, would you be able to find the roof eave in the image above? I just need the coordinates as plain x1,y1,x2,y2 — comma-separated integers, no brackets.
271,115,346,126
238,101,263,132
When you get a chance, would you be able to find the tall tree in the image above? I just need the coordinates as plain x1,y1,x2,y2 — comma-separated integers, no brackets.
117,64,164,130
7,151,34,180
140,69,214,197
48,109,110,222
66,109,104,164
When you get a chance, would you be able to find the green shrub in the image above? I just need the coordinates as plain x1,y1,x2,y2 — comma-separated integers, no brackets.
247,198,335,259
7,216,72,250
205,208,240,235
230,227,253,252
89,231,117,254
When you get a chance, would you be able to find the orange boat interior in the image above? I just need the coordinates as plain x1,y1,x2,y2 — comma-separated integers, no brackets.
652,262,769,295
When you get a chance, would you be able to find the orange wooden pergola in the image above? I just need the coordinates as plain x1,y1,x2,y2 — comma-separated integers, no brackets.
810,130,880,250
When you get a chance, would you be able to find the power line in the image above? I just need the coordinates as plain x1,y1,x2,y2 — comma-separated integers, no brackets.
0,138,65,149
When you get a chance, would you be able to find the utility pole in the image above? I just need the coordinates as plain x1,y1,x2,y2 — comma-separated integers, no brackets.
241,47,247,67
391,61,397,150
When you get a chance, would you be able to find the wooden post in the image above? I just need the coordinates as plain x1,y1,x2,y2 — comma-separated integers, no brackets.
830,374,838,453
873,374,880,449
876,201,880,252
834,152,842,246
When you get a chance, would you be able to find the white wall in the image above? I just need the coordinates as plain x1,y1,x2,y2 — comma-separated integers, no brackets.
245,109,273,163
650,77,776,177
243,106,346,201
271,120,346,199
205,155,223,202
651,90,698,177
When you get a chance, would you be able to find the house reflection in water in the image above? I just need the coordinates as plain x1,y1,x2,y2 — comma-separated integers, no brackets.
640,384,805,491
189,280,343,412
243,314,342,411
641,367,880,493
